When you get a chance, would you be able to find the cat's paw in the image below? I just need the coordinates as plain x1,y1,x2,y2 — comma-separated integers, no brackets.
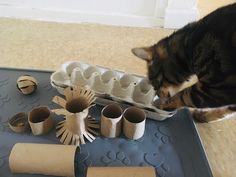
153,98,176,111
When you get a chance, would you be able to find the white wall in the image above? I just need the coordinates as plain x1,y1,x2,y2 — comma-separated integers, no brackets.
0,0,198,28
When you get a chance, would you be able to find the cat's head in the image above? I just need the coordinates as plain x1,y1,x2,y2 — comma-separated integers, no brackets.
132,38,197,98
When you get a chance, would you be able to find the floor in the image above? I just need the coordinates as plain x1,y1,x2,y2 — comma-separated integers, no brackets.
0,1,236,177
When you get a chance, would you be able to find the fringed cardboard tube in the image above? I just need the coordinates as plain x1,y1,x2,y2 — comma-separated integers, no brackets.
9,143,78,177
52,86,98,146
101,104,123,138
123,107,146,140
87,167,156,177
8,112,29,133
28,106,54,135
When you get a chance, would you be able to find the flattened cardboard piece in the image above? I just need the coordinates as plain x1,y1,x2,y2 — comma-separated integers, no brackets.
52,95,67,108
100,104,123,138
9,143,77,177
87,167,156,177
28,106,54,135
17,75,38,95
123,107,146,140
52,86,99,146
8,112,30,133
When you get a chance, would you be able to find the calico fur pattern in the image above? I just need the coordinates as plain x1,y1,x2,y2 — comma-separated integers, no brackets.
132,3,236,122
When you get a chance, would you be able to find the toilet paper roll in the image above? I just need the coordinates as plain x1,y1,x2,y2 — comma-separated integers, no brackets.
87,167,156,177
100,104,123,138
28,106,54,135
123,107,146,140
9,143,78,177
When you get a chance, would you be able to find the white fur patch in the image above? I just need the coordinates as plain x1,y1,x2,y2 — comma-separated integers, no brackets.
167,74,198,97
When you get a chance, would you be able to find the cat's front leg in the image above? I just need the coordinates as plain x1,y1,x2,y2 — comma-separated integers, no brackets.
154,82,203,111
154,90,193,111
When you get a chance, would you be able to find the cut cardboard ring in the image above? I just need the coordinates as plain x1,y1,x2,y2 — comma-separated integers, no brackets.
123,107,146,140
100,104,123,138
28,106,54,135
8,112,30,133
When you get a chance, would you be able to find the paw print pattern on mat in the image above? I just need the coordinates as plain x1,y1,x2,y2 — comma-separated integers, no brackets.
154,125,172,144
76,149,92,177
0,116,8,132
101,151,130,166
156,163,170,177
0,145,11,158
0,77,9,87
144,152,168,177
17,96,40,111
42,83,53,92
0,94,11,109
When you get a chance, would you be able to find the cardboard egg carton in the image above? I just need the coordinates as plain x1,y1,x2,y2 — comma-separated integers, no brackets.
50,61,176,120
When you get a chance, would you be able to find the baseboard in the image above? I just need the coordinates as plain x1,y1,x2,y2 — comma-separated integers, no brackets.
164,7,199,29
0,5,164,28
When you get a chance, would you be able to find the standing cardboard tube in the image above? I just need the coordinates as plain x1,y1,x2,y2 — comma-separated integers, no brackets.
9,143,78,177
28,106,54,135
123,107,146,140
101,104,123,138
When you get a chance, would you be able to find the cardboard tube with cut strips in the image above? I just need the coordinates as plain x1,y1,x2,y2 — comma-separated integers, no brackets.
52,86,99,146
9,143,78,177
87,167,156,177
123,107,146,140
100,104,123,138
28,106,54,135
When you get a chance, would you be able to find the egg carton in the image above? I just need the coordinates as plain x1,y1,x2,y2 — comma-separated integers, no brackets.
50,61,176,120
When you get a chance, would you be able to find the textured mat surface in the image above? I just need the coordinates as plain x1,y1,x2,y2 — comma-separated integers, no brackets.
0,68,213,177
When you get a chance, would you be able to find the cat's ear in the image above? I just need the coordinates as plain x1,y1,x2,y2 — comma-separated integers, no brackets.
131,47,153,62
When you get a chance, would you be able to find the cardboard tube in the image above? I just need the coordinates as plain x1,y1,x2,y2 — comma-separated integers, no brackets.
28,106,54,135
8,112,30,133
9,143,78,177
87,167,156,177
101,104,123,138
123,107,146,140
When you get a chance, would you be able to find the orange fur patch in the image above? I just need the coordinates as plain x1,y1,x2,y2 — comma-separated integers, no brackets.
156,45,168,59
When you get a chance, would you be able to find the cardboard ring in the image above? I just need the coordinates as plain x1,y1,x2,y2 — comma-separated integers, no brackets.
100,104,123,138
123,107,146,140
8,112,30,133
28,106,54,135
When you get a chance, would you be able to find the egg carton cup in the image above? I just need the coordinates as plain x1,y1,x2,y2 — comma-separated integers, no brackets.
50,61,176,121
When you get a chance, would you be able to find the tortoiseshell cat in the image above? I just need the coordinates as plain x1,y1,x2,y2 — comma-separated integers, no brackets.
132,3,236,123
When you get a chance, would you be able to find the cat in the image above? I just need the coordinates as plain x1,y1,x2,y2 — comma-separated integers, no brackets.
132,3,236,123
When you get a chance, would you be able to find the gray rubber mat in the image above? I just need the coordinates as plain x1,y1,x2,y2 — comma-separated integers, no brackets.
0,68,213,177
